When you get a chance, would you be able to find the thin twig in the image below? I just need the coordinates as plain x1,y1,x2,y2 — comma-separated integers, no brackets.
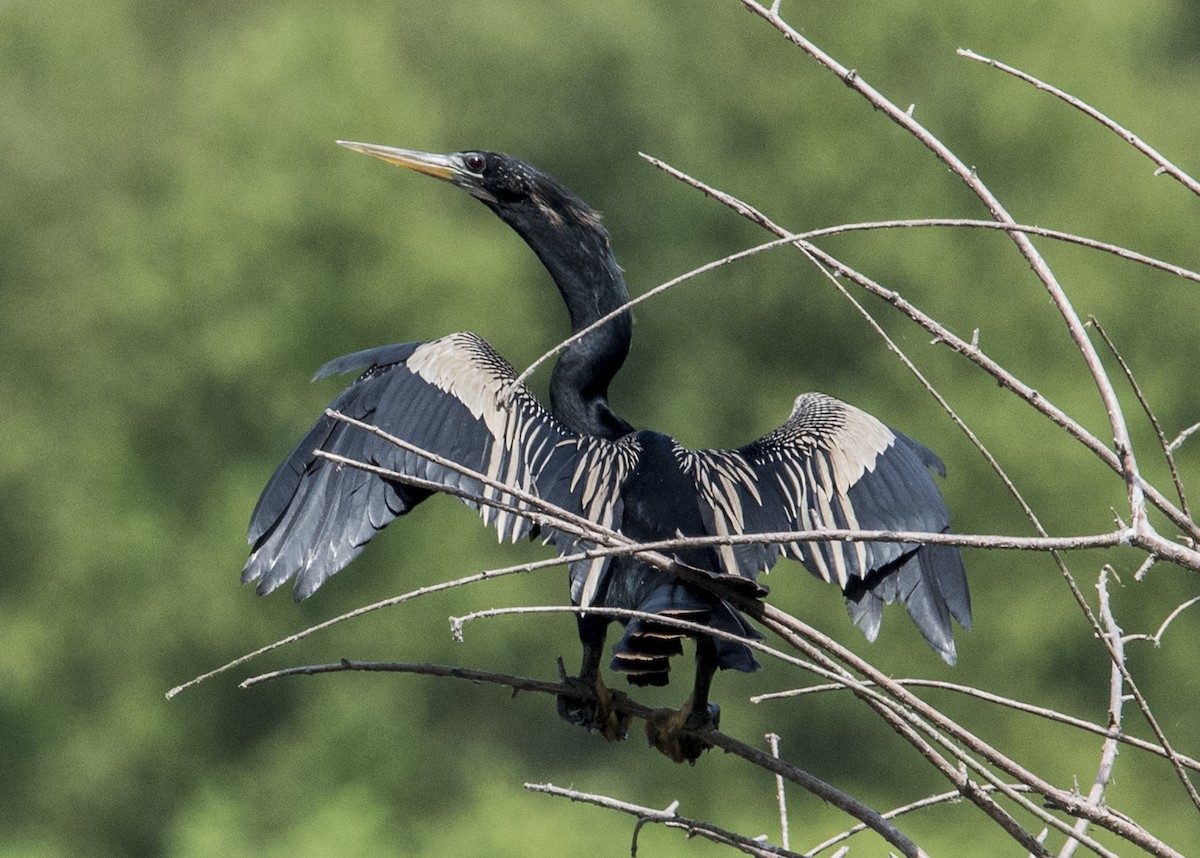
804,218,1200,283
1124,595,1200,647
957,49,1200,197
1168,423,1200,454
806,782,1035,855
752,680,1200,774
766,733,790,851
313,423,1143,559
510,231,804,392
1090,316,1192,521
512,214,1200,395
240,659,567,694
166,554,570,699
1059,567,1128,858
526,783,805,858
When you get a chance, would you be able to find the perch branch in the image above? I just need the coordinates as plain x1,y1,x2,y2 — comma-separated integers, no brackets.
240,655,921,856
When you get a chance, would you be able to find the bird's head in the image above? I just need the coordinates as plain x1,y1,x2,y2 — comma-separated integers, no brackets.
336,141,632,423
336,141,606,244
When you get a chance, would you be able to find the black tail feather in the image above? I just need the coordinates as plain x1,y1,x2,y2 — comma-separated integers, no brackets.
609,580,762,686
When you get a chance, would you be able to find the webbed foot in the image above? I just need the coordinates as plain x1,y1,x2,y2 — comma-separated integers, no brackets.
556,657,631,742
644,696,721,764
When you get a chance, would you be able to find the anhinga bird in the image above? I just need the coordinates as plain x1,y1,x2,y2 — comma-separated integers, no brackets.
243,142,971,762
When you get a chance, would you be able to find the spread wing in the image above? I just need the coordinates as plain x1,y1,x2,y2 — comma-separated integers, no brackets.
677,392,971,663
242,332,628,601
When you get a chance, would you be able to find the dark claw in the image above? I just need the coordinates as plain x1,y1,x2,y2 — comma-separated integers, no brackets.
644,699,721,764
556,657,631,742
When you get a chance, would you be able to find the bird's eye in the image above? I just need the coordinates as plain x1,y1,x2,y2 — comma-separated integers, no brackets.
464,153,486,173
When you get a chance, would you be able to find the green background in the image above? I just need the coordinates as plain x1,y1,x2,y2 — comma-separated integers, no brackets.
3,1,1198,854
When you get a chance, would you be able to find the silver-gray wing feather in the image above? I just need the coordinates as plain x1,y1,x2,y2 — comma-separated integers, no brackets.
243,332,624,601
677,392,970,663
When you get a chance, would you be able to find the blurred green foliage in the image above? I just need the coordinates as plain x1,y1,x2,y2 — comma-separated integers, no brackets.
2,0,1197,854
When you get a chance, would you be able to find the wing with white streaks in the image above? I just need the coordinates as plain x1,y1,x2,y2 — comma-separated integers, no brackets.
678,392,970,663
243,332,627,601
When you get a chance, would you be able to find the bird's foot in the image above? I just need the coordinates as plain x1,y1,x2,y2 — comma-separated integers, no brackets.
644,696,721,765
556,658,631,742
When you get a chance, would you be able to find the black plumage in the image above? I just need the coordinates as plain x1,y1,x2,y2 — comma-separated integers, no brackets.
242,143,971,762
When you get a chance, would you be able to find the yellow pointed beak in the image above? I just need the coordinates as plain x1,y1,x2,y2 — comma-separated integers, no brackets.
336,141,459,181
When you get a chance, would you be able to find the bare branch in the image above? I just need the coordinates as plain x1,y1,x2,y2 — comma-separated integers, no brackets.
1090,317,1192,521
167,550,592,699
240,658,568,694
312,419,1162,574
765,733,790,852
639,150,1200,551
1125,595,1200,648
318,450,1148,555
239,655,922,855
752,680,1200,774
755,605,1183,856
804,218,1200,284
806,782,1035,855
957,49,1200,197
450,604,808,672
459,602,1165,856
514,214,1199,396
1058,567,1128,858
1168,422,1200,454
526,783,805,858
511,231,804,391
739,3,1149,538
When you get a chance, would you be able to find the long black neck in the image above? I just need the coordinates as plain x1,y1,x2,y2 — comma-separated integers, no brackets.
546,248,634,439
500,204,635,440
